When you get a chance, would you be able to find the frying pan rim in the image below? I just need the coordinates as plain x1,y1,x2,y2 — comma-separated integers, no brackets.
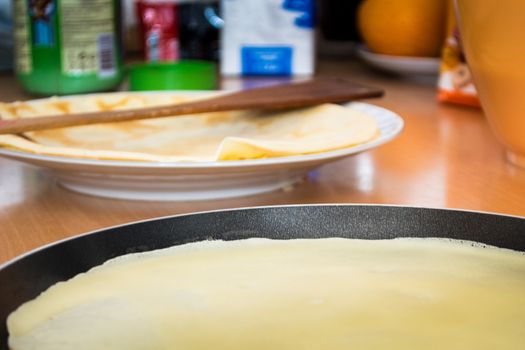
1,203,523,272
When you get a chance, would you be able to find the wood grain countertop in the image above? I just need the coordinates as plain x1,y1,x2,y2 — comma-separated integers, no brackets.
1,59,524,264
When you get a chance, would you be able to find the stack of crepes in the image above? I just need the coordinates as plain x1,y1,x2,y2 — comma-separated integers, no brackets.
0,93,379,162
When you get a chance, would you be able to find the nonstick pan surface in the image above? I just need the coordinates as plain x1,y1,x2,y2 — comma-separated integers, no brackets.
1,204,524,349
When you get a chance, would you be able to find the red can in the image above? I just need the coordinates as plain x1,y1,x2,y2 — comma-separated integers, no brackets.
136,0,179,62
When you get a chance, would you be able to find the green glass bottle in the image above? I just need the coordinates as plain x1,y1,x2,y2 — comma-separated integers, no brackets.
13,0,123,95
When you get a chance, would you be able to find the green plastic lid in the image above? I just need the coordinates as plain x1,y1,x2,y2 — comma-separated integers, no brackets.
128,61,218,91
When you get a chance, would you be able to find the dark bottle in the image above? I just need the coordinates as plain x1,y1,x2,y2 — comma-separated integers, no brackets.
178,1,221,61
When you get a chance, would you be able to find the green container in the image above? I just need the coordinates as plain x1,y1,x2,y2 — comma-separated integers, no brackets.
13,0,123,95
128,61,217,91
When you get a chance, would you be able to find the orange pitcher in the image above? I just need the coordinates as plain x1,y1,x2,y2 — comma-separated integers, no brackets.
456,0,525,167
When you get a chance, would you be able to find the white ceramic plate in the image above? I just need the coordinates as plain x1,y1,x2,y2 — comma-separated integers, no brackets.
356,45,441,76
0,102,403,201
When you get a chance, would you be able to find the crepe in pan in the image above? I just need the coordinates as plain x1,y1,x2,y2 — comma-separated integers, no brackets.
0,93,379,162
7,238,525,350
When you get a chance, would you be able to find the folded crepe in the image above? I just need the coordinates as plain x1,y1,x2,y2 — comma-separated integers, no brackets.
0,93,379,162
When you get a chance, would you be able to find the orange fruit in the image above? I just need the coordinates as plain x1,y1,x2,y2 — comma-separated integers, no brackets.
357,0,446,57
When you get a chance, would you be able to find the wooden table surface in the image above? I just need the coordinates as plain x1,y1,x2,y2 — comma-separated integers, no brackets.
1,59,524,264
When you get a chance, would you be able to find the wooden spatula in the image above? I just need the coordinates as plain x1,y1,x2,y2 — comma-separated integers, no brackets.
0,78,383,135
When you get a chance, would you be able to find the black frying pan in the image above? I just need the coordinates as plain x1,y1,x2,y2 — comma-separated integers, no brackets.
1,205,524,349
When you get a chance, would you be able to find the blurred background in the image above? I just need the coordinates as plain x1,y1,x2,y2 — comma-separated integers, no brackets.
0,0,476,106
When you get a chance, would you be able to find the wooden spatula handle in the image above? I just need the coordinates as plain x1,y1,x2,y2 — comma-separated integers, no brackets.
0,78,383,135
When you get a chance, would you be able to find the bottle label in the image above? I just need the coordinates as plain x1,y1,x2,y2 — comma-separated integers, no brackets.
29,0,56,46
14,0,32,73
60,0,117,77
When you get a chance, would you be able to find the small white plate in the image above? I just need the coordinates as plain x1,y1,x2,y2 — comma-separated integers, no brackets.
0,102,403,201
356,45,441,76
